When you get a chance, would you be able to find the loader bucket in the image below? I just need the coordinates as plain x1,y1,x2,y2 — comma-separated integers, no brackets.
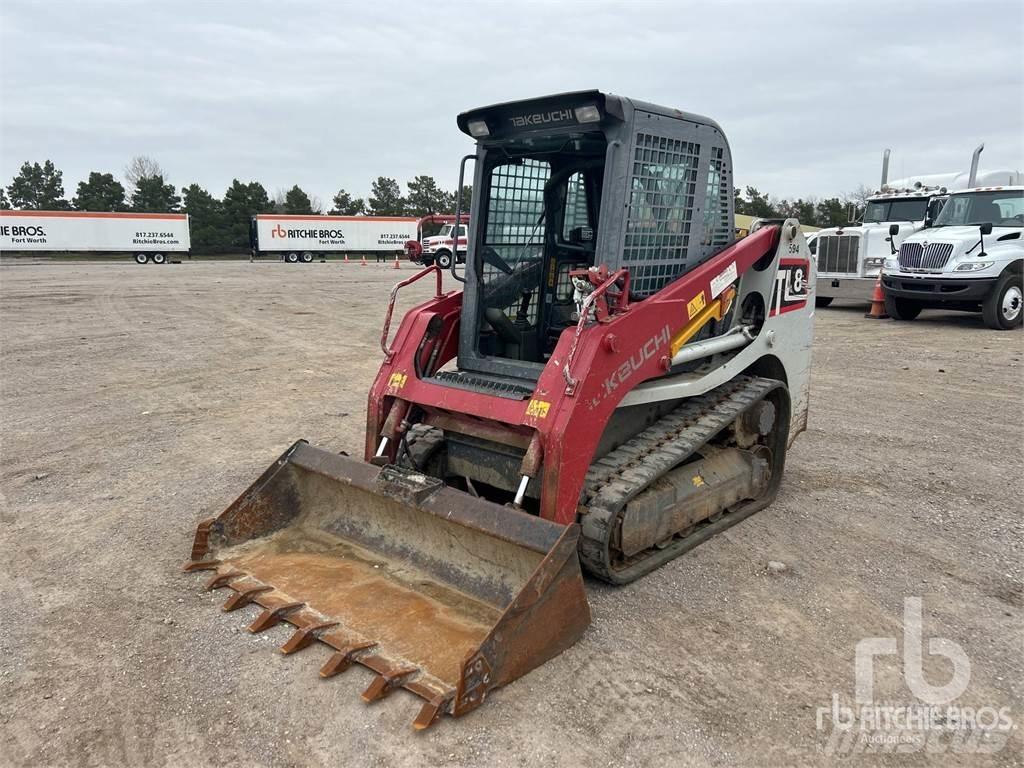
184,440,590,729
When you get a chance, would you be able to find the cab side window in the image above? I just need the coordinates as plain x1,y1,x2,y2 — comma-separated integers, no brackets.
561,172,590,240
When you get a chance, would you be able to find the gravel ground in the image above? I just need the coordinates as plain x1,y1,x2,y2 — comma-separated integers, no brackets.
1,261,1021,767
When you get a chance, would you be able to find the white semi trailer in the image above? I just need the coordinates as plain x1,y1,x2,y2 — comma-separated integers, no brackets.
250,214,419,262
815,145,1021,305
0,210,190,263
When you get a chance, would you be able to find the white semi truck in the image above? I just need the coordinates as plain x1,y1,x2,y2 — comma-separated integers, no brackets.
815,146,1020,305
0,210,190,263
881,185,1024,330
250,214,418,262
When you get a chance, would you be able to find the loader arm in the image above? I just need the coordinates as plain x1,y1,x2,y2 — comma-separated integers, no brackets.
367,224,783,524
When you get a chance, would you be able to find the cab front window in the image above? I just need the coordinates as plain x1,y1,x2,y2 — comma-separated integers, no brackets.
863,198,929,223
933,191,1024,228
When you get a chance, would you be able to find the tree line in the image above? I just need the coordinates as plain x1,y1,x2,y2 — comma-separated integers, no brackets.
0,156,473,253
0,156,869,252
734,185,870,228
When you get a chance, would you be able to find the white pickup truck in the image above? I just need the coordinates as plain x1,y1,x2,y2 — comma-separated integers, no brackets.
881,185,1024,330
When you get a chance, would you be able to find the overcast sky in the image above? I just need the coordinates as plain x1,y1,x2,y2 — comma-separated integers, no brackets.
1,0,1022,207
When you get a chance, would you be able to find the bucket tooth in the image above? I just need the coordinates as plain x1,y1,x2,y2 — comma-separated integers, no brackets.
248,602,305,633
182,559,220,573
222,584,272,612
204,570,244,591
361,664,419,703
190,518,215,562
280,621,339,655
319,641,377,678
185,443,593,726
413,694,453,731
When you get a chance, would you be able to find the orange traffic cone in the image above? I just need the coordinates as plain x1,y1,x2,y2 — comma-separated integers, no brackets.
865,274,889,319
393,254,401,270
360,255,367,266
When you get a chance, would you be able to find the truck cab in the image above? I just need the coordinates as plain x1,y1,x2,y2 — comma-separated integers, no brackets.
421,223,468,269
881,185,1024,329
814,187,946,306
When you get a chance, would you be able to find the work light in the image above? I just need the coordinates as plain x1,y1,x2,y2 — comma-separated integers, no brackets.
467,120,490,137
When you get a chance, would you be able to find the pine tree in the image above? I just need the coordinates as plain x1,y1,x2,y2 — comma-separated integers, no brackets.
7,160,70,209
72,172,126,211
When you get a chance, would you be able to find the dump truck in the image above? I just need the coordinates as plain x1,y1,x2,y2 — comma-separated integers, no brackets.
185,91,817,729
250,214,418,262
0,210,190,263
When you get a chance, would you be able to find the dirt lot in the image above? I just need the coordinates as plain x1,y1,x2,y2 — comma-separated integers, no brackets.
1,261,1021,767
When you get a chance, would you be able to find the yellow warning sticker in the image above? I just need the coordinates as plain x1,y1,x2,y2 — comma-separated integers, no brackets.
387,372,408,390
687,291,707,319
526,399,551,419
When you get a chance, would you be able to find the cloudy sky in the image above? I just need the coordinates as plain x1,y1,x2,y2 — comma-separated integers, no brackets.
1,0,1022,207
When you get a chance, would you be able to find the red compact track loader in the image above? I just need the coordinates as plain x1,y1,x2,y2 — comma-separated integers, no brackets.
185,91,817,729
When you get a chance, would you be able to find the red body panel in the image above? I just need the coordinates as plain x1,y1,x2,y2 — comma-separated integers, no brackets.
366,226,781,525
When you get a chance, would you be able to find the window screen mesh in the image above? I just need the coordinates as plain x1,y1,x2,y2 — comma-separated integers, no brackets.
703,147,731,248
623,133,700,297
481,160,550,325
563,172,589,236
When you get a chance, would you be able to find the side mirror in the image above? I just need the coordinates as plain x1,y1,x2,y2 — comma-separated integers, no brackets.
979,222,993,236
888,224,900,237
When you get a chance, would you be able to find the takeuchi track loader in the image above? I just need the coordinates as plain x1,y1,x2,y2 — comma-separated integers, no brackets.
184,91,817,729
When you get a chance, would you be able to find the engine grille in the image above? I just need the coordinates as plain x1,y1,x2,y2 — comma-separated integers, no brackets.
816,234,860,274
898,242,954,271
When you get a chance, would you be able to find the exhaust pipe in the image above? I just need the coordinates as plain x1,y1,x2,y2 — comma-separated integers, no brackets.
880,148,891,189
968,143,985,188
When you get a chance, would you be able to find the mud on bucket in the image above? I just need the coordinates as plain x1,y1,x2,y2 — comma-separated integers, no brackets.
184,440,590,729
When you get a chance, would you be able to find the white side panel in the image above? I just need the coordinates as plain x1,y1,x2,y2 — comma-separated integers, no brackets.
255,217,418,253
0,213,190,252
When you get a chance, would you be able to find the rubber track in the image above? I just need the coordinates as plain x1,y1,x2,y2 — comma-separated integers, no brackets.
579,375,782,583
400,424,445,470
398,377,782,583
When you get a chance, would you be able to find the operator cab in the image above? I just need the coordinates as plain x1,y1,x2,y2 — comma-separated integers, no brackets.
467,131,606,366
452,91,734,384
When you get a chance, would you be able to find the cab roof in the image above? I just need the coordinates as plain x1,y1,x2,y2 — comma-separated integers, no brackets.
950,185,1024,195
457,89,725,140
